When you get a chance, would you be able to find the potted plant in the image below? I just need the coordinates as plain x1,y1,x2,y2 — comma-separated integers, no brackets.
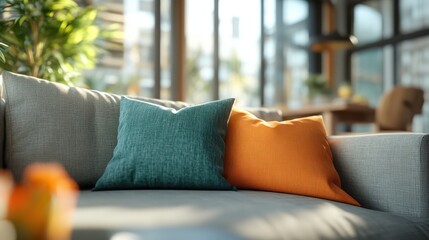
304,74,332,103
0,0,106,85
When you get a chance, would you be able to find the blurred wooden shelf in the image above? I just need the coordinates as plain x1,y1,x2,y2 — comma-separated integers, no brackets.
279,102,375,135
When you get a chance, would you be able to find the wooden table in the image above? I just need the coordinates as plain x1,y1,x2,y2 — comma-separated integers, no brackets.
280,102,376,135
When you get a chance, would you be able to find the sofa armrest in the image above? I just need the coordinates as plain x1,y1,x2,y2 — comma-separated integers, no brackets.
328,133,429,219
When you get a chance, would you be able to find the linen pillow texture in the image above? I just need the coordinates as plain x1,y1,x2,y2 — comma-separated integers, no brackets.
94,97,235,190
223,108,360,206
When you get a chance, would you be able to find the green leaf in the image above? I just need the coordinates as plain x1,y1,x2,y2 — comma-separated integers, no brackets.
50,0,77,11
0,0,115,85
0,51,6,63
18,16,27,26
0,42,8,50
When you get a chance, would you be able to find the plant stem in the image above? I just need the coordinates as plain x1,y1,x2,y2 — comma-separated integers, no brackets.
29,19,41,77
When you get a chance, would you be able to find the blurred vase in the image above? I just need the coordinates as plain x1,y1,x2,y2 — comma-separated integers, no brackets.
338,85,353,100
6,163,78,240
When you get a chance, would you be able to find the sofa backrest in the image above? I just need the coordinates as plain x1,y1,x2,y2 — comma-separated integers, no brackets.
0,71,189,188
1,71,283,189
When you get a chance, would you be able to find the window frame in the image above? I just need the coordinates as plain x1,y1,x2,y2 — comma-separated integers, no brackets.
346,0,429,85
148,0,321,105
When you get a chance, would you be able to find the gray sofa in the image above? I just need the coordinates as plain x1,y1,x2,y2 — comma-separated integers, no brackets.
0,71,428,240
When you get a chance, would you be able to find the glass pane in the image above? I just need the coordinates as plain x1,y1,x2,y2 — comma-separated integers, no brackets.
83,0,170,99
185,0,213,104
263,0,277,106
123,0,155,97
219,0,260,106
400,0,429,33
353,0,393,45
351,47,389,132
398,36,429,132
160,0,171,99
352,48,384,107
283,0,308,25
265,0,309,108
284,0,308,107
82,0,125,94
284,47,308,107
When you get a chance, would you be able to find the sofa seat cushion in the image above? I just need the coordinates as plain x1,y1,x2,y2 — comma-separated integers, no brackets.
72,190,429,240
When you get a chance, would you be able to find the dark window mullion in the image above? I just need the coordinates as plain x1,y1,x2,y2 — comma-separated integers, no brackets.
170,0,185,101
351,28,429,52
392,0,400,85
308,0,322,74
345,1,354,83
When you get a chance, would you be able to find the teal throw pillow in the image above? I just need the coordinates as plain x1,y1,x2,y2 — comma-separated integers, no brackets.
94,97,235,190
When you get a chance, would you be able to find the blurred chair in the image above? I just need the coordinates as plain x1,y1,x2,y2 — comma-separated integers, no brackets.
376,86,424,131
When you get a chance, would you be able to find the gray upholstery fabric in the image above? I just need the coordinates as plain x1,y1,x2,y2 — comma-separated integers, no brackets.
1,71,188,188
243,107,283,121
132,96,190,110
3,71,429,239
328,133,429,219
72,190,429,240
1,71,282,188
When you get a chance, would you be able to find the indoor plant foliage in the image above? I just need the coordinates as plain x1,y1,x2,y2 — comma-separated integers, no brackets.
304,74,332,101
0,42,7,63
0,0,102,85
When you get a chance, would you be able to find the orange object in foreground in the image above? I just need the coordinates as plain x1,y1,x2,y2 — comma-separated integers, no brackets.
6,163,78,240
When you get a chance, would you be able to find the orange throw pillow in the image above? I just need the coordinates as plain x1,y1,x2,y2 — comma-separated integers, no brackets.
224,108,359,206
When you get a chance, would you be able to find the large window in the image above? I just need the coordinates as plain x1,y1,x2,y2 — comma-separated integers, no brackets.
86,0,314,109
349,0,429,132
264,0,309,107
